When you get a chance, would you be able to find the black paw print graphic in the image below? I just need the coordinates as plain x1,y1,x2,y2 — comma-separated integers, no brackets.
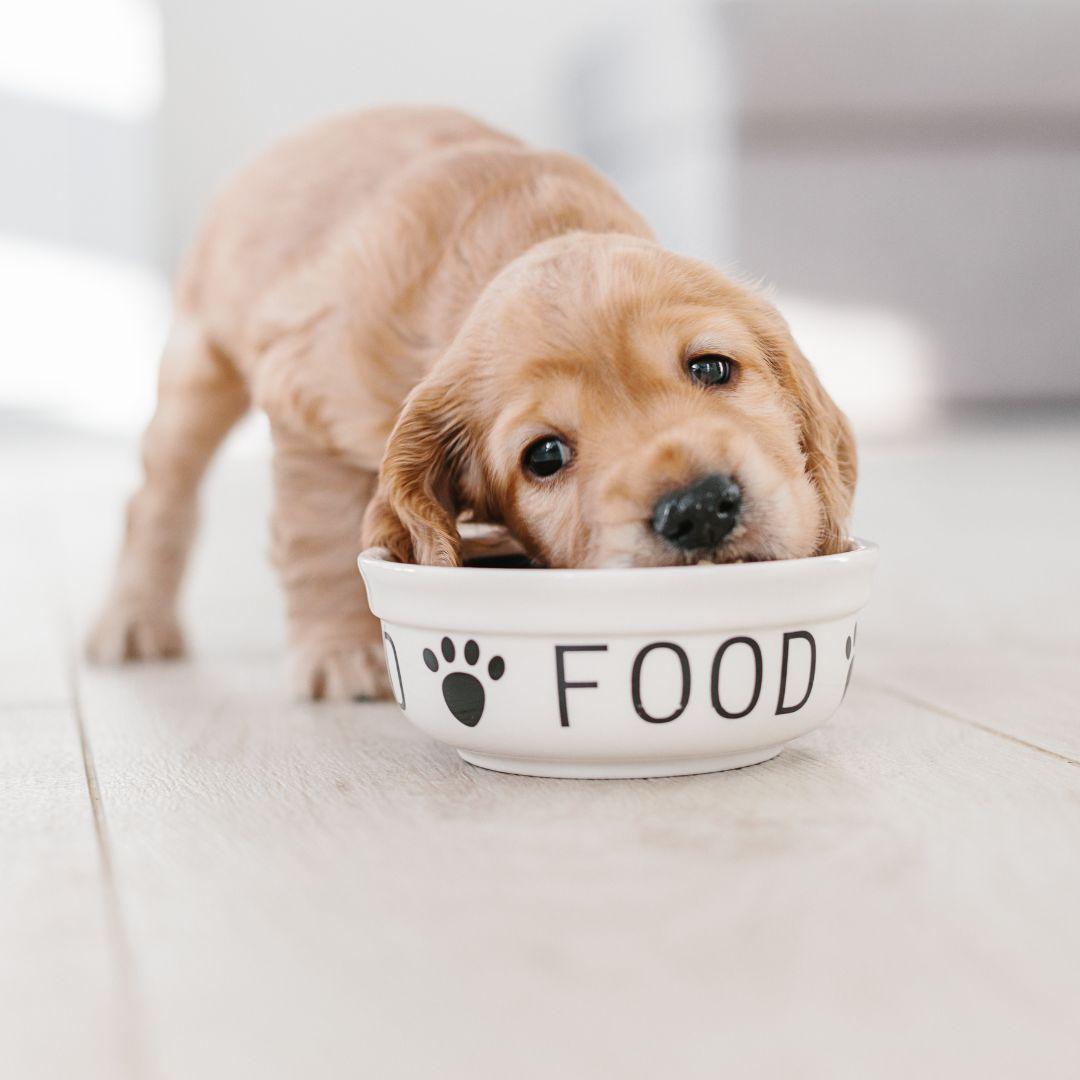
423,637,505,726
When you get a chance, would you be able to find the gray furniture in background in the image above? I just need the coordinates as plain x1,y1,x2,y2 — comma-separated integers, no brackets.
573,1,1080,407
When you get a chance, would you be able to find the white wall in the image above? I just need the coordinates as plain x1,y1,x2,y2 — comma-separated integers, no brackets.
575,0,1080,413
2,0,638,429
6,0,1072,432
0,0,166,429
158,0,633,268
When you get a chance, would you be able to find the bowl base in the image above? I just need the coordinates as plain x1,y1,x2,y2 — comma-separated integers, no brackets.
457,745,784,780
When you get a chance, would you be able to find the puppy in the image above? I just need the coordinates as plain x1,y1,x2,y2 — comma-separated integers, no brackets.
88,106,856,701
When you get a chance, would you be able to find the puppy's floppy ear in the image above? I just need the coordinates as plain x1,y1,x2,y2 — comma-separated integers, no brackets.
770,334,857,556
362,375,467,566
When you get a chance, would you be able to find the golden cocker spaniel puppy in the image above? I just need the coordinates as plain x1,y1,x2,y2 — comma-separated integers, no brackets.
88,106,856,700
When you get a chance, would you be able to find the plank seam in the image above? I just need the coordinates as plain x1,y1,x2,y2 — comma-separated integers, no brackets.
69,653,156,1080
867,679,1080,768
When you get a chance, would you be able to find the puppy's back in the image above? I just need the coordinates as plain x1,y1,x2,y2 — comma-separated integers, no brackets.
176,107,518,351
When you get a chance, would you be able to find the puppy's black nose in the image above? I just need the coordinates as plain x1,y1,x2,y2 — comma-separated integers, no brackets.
652,474,742,552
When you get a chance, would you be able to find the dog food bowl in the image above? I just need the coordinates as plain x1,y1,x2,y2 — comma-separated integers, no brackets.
357,540,877,779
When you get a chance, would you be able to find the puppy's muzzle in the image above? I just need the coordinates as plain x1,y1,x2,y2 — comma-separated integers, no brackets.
651,474,742,553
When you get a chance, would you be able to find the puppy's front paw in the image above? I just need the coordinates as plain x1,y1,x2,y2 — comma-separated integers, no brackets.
290,640,391,702
86,600,186,664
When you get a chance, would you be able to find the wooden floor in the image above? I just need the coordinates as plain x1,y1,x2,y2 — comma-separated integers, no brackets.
3,415,1079,1079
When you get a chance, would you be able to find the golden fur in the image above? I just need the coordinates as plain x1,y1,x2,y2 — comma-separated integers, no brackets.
88,106,856,700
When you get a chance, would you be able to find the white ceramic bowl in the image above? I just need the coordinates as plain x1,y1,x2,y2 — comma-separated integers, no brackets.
357,540,877,779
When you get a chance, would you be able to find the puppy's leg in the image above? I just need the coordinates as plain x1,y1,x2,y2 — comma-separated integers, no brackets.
271,429,390,701
87,318,249,662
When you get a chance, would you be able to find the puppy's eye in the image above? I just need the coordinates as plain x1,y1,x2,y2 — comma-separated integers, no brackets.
688,354,735,387
523,436,572,478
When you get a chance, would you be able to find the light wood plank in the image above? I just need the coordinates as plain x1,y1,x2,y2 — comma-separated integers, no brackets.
854,422,1080,648
12,415,1080,1078
861,646,1080,762
0,706,136,1080
74,657,1080,1080
852,421,1080,756
0,432,146,1078
0,450,70,706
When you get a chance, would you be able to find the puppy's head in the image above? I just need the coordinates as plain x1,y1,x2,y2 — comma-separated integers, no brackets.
364,234,856,568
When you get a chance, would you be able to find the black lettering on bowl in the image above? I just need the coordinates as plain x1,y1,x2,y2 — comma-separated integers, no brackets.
555,644,609,727
383,631,406,709
711,636,763,719
631,642,691,723
841,624,858,703
776,631,816,715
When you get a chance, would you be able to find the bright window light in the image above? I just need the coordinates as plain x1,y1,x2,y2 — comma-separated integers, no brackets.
0,234,169,431
779,296,938,436
0,233,271,455
0,0,162,119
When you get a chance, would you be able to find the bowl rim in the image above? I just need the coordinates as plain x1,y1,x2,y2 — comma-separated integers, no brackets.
358,537,877,579
358,538,878,635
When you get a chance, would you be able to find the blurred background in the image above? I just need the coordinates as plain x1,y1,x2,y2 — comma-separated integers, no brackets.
2,0,1078,439
4,10,1080,1077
